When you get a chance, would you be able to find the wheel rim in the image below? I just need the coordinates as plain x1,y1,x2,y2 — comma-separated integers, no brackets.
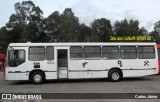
33,74,42,83
111,72,119,81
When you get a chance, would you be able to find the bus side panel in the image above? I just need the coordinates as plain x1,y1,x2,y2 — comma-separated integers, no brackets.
68,60,103,79
68,60,117,79
137,59,158,76
123,59,158,77
45,72,57,79
68,71,108,79
68,59,83,79
14,73,21,80
6,72,14,80
25,47,57,80
21,73,29,80
138,70,157,76
122,70,139,77
25,60,58,80
119,59,138,77
68,72,81,79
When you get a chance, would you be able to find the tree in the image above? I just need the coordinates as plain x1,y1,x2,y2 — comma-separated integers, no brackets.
6,1,44,42
113,19,150,42
0,27,10,54
138,27,148,36
113,19,139,36
45,8,81,42
45,11,61,42
149,20,160,43
79,23,92,42
59,8,81,42
90,18,113,42
154,20,160,34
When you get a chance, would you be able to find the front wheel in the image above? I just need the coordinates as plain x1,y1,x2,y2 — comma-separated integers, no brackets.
108,69,122,82
31,71,45,84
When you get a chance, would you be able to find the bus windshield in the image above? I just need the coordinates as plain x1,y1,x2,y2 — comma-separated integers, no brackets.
8,50,25,67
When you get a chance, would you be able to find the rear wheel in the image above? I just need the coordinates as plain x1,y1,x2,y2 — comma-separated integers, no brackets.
31,71,44,84
108,69,121,82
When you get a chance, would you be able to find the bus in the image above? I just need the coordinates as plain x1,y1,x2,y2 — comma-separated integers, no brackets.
0,54,6,71
157,44,160,73
5,42,158,84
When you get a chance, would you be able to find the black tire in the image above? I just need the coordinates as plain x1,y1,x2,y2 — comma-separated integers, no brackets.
31,71,45,84
108,69,121,82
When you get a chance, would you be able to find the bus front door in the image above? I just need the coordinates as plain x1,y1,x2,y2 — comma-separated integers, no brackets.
57,49,68,79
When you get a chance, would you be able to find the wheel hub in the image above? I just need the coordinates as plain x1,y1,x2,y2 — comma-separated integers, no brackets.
34,74,42,82
112,72,119,80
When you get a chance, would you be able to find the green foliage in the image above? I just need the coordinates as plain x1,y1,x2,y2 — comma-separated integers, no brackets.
0,27,9,54
6,0,44,42
45,8,81,42
113,19,150,42
59,8,81,42
90,18,112,42
79,23,92,42
0,0,159,54
138,27,148,36
154,21,160,33
149,20,160,43
113,19,140,36
45,11,61,42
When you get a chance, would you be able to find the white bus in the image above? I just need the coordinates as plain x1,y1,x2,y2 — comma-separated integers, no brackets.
5,42,158,84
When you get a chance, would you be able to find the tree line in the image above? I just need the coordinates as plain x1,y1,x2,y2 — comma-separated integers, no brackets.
0,1,160,54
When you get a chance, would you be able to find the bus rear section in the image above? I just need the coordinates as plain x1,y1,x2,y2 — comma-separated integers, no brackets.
157,44,160,73
5,43,159,84
0,54,6,71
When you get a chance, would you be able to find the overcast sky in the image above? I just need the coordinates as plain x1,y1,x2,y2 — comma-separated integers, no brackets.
0,0,160,31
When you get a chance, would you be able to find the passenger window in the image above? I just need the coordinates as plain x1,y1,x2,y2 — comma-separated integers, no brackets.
120,46,137,59
9,50,25,67
46,47,54,60
70,46,82,59
158,48,160,59
102,46,119,59
84,46,101,59
138,46,155,59
29,47,45,61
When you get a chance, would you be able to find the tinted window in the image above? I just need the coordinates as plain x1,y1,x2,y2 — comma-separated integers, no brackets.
9,50,25,67
70,46,82,59
158,48,160,59
29,47,45,61
46,47,54,60
120,46,137,59
102,46,119,59
84,46,101,59
138,46,155,59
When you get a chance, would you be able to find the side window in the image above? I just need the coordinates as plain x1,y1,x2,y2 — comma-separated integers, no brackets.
158,48,160,59
9,50,25,67
29,47,45,61
138,46,155,59
84,46,101,59
70,46,82,59
120,46,137,59
46,46,54,60
102,46,119,59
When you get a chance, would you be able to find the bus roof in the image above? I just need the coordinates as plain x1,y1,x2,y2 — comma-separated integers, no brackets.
9,42,156,47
